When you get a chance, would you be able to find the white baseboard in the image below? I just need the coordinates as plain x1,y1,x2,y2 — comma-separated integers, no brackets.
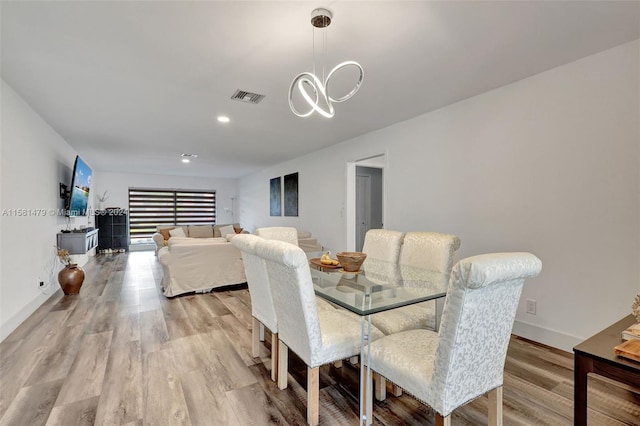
512,319,582,353
0,290,59,342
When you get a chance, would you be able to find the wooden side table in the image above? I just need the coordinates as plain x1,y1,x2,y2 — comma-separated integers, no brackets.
573,315,640,425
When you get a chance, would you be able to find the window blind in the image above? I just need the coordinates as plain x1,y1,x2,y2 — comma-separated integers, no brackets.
128,188,216,243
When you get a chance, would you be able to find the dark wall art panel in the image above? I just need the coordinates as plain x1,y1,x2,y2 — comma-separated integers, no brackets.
284,172,299,217
270,176,282,216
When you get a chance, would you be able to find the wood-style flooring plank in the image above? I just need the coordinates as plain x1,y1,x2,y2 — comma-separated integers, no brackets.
195,292,233,317
137,287,162,313
111,310,141,345
44,396,98,426
0,339,22,365
48,290,80,312
169,333,216,376
54,330,112,406
215,289,253,330
25,323,85,386
62,296,99,329
320,386,361,425
198,329,258,391
2,292,64,343
0,379,63,426
139,309,170,355
159,291,190,321
143,348,191,426
179,295,226,333
85,300,119,334
247,361,309,424
226,382,291,425
215,312,260,367
180,367,242,426
94,340,143,425
0,310,70,418
165,316,197,340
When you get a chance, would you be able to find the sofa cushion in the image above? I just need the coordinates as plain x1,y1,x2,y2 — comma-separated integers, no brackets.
159,227,175,240
188,225,214,238
169,227,187,238
219,225,235,238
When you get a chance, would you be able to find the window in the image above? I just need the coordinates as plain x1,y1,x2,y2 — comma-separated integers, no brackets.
128,188,216,243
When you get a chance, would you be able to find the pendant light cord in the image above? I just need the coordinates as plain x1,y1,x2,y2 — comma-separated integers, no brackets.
312,21,316,77
322,14,327,83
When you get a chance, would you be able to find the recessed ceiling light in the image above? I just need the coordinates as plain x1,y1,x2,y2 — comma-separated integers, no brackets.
181,153,198,164
217,116,230,123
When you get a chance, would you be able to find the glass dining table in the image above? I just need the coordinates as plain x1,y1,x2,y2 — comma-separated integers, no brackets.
307,255,447,425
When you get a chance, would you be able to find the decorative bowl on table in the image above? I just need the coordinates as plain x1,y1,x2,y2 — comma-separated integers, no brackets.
336,252,367,272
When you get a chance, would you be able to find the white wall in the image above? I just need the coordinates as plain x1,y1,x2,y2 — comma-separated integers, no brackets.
0,80,90,341
93,171,238,226
239,40,640,351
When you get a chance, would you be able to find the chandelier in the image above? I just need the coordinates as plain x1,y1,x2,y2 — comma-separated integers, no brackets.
288,8,364,118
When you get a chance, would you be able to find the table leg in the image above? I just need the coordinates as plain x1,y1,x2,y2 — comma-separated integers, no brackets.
366,314,373,425
359,315,366,425
574,353,593,426
359,314,373,426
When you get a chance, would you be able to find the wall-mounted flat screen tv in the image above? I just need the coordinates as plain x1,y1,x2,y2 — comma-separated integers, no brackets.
66,155,92,216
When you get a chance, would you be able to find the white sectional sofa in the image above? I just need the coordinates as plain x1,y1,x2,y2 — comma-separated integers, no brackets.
158,236,246,297
155,224,322,297
152,223,242,254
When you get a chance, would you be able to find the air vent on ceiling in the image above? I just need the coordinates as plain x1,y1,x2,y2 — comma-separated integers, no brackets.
231,90,265,104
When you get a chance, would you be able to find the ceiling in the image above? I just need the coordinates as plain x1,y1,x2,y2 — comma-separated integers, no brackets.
2,1,639,179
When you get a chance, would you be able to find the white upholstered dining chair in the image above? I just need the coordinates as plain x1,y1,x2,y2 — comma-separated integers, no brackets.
370,231,461,336
254,226,299,246
369,231,461,401
366,252,542,425
253,227,335,312
253,237,384,426
231,234,280,381
233,234,335,383
361,229,404,284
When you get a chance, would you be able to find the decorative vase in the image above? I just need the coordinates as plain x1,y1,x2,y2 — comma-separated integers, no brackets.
58,264,85,295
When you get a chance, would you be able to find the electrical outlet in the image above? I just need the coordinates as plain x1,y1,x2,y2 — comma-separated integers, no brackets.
526,299,537,315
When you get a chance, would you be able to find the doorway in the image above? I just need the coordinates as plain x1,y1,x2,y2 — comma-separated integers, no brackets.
346,154,385,251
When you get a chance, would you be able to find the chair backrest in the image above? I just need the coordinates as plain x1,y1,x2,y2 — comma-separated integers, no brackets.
232,234,277,332
399,232,461,291
255,227,299,246
361,229,404,283
253,237,321,365
431,252,542,416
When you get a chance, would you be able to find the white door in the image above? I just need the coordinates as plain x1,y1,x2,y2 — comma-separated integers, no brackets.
346,154,385,252
356,174,371,252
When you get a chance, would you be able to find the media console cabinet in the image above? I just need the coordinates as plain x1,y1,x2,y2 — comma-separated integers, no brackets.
56,229,99,255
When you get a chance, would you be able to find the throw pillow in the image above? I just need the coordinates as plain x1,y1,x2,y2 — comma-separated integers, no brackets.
169,227,186,238
234,226,243,234
159,227,175,240
188,225,214,238
219,225,235,238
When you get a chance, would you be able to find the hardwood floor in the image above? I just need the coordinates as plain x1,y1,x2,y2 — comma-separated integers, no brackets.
1,252,638,425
